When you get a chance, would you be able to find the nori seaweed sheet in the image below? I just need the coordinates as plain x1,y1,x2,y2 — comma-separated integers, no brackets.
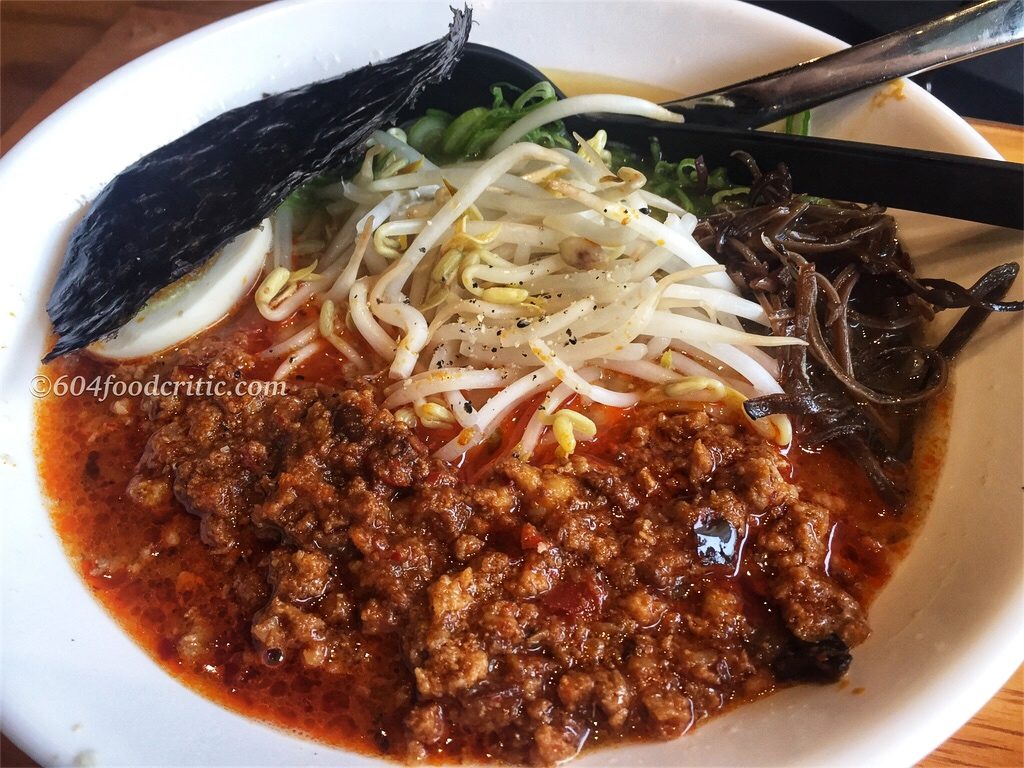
45,6,471,360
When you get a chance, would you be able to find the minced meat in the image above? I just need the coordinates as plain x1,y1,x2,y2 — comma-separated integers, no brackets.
120,347,872,765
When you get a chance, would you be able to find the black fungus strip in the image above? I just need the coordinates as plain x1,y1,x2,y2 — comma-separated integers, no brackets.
744,393,830,420
937,262,1021,359
693,155,708,194
910,273,1023,313
45,7,472,360
697,153,1020,501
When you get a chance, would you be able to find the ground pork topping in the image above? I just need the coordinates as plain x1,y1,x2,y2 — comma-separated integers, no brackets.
122,353,874,765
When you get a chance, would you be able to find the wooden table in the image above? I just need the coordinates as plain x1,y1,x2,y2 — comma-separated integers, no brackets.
1,3,1021,766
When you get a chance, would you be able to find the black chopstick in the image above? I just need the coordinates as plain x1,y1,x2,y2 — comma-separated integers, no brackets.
568,119,1024,230
437,43,1023,229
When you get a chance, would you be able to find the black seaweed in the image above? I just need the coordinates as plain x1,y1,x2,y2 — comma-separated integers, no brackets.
44,7,472,360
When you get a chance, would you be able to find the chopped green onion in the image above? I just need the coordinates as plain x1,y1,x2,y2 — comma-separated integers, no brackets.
511,81,558,111
407,111,452,157
283,175,339,211
711,186,750,205
441,107,491,158
405,81,571,163
462,126,508,159
784,110,811,136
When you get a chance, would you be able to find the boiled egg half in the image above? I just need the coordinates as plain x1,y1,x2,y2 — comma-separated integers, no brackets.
90,221,271,360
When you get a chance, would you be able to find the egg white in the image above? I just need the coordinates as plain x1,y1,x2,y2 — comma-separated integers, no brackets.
90,221,272,360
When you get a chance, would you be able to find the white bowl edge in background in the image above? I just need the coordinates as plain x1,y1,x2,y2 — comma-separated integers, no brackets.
0,1,1020,766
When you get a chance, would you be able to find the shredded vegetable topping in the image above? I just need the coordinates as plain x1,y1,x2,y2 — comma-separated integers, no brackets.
406,82,573,162
252,86,1019,480
257,100,803,461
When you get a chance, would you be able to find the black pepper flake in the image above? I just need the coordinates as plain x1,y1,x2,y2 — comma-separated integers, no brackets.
639,206,651,215
419,247,427,253
568,337,577,345
491,347,497,353
516,319,529,328
565,328,573,336
496,329,503,336
463,402,474,413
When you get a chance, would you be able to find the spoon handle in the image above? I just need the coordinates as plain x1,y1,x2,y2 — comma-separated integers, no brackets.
667,0,1024,128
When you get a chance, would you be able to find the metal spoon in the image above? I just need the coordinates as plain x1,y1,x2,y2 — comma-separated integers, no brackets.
670,0,1024,128
456,0,1024,128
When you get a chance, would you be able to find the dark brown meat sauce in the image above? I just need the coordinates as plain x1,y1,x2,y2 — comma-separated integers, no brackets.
87,340,880,766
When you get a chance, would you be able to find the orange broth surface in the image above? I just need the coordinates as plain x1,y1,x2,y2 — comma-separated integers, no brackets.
34,296,950,759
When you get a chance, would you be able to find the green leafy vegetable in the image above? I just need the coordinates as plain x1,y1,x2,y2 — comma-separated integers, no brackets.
784,109,811,136
283,175,339,211
641,138,749,216
405,109,453,157
406,81,571,163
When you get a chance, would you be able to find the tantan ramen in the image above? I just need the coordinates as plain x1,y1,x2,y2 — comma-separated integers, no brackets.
35,14,1022,767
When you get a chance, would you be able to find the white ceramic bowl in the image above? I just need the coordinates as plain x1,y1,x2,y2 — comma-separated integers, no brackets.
1,1,1021,766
